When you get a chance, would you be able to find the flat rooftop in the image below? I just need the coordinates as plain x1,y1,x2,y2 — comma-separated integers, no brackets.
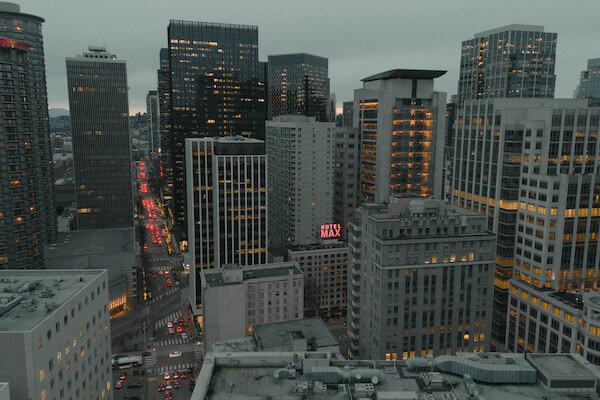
288,241,349,253
203,263,302,287
253,318,339,350
0,270,105,332
191,352,600,400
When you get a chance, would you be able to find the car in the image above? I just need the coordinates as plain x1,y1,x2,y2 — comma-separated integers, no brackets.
167,322,173,328
176,326,182,333
157,384,165,392
164,392,173,400
168,328,175,334
127,382,142,388
163,372,171,380
179,371,187,379
169,351,182,358
167,282,173,287
141,351,152,356
181,333,188,340
173,379,181,389
114,381,123,389
179,319,186,326
188,366,194,373
173,371,179,379
165,382,173,390
119,372,127,380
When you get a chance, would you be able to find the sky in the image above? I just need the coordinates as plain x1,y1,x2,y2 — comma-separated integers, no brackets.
21,0,600,114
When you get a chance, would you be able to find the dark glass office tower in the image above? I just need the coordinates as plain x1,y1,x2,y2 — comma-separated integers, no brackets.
0,3,56,269
457,24,557,107
158,48,172,203
165,21,265,237
66,47,134,230
268,53,330,121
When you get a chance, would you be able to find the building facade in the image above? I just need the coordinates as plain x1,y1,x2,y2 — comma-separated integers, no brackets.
165,21,265,237
0,270,112,400
355,69,446,203
447,98,600,348
575,58,600,106
66,47,134,230
266,115,335,248
201,262,304,351
268,53,330,121
348,196,495,360
0,2,56,269
457,24,557,107
157,48,172,203
186,136,267,314
146,90,159,154
288,241,348,318
332,126,360,239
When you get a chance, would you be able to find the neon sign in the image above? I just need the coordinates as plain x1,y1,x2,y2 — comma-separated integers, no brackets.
0,39,31,51
320,223,341,239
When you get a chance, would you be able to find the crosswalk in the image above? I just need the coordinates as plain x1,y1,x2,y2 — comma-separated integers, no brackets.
151,257,177,264
155,310,182,329
157,337,190,347
194,345,204,359
148,287,180,304
144,353,157,368
157,362,195,374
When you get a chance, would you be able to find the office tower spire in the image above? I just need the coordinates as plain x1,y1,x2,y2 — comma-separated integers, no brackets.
457,24,557,107
66,47,134,230
0,2,56,269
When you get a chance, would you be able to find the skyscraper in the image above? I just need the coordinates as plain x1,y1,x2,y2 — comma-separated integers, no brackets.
66,47,134,230
332,126,360,239
146,90,159,154
348,196,495,360
157,48,172,203
355,69,447,203
0,2,56,269
166,21,265,241
575,58,600,106
457,24,557,107
186,136,267,313
266,116,335,248
268,53,330,121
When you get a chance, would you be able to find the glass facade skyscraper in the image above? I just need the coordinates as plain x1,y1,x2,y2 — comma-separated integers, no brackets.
268,53,330,121
457,24,557,107
165,21,265,238
66,47,134,230
576,58,600,106
0,3,56,269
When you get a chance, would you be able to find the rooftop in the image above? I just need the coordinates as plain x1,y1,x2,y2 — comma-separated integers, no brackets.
203,262,302,287
191,351,600,400
288,241,348,253
0,270,105,332
474,24,546,38
362,69,446,82
253,318,339,351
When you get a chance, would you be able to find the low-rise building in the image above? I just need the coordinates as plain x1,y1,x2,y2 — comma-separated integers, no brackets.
201,262,304,352
288,241,348,318
190,351,600,400
0,270,111,400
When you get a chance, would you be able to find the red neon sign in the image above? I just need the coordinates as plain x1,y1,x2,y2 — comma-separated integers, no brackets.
0,39,31,51
320,223,341,239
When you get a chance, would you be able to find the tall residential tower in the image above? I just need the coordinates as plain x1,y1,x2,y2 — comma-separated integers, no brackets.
66,47,134,230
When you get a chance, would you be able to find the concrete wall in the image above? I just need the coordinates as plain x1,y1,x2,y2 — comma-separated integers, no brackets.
203,283,247,352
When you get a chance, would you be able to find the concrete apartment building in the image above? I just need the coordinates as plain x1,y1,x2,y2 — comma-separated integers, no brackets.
354,69,446,203
288,241,348,318
200,262,304,351
190,351,600,400
348,196,496,360
0,270,111,400
447,98,600,349
186,136,267,315
266,115,335,248
332,126,360,239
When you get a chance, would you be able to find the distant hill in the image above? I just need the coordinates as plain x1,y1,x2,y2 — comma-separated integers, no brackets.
49,108,69,118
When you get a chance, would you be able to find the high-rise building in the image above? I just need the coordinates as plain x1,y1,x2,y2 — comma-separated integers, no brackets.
268,53,330,121
146,90,159,154
186,136,267,314
355,69,447,203
0,2,56,269
66,47,134,230
266,116,335,248
347,196,496,360
448,97,600,349
0,270,111,400
575,58,600,106
332,126,360,239
201,261,304,351
157,48,171,203
166,21,265,239
457,24,557,107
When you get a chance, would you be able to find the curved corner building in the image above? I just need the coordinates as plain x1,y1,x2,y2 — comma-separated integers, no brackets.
0,2,56,269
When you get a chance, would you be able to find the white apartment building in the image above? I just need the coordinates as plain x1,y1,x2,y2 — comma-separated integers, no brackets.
348,196,495,360
266,115,335,248
288,241,349,318
201,262,304,352
0,270,111,400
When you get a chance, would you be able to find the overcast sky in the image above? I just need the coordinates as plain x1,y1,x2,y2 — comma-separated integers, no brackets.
21,0,600,114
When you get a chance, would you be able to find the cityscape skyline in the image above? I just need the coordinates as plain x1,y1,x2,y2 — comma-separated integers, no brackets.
20,0,600,113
